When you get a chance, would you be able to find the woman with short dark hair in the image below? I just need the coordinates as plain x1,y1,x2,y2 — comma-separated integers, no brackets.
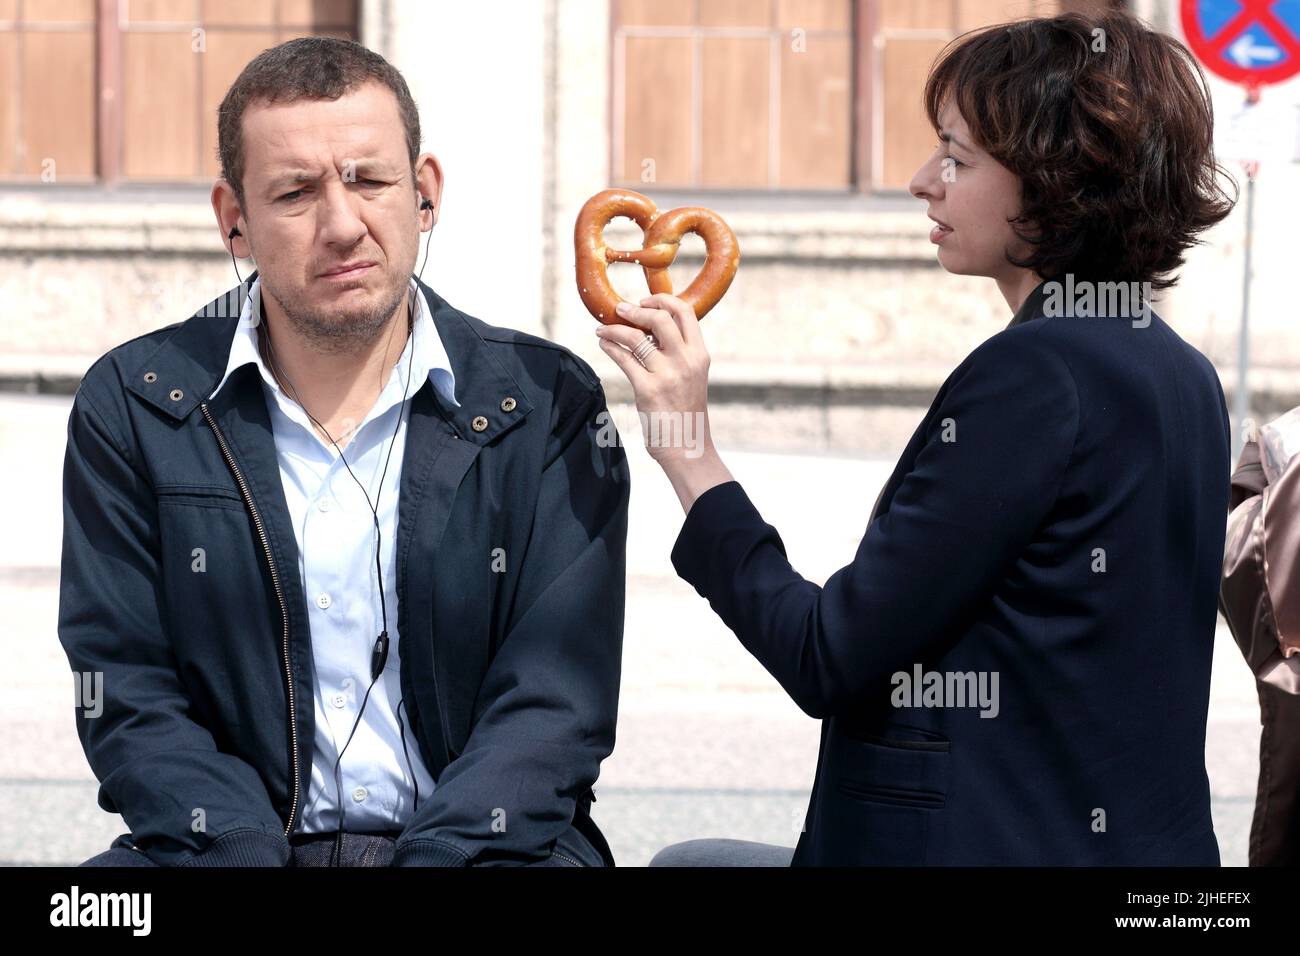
597,9,1238,865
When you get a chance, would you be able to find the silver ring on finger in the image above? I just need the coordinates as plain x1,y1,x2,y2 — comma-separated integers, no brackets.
631,333,659,368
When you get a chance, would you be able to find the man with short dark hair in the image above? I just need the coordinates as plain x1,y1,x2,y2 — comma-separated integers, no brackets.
61,37,628,868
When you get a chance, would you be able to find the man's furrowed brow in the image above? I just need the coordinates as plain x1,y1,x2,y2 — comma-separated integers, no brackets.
263,169,322,196
262,160,398,196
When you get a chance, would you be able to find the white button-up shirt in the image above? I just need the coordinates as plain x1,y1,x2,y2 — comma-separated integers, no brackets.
208,276,460,835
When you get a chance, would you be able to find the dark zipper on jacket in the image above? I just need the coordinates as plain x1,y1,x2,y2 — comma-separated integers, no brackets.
552,851,583,867
421,407,462,772
199,401,301,837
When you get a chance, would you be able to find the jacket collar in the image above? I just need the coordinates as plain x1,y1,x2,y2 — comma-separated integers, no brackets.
207,274,461,411
125,270,534,445
1007,277,1053,329
1007,273,1153,329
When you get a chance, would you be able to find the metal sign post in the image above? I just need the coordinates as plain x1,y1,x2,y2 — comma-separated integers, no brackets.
1181,0,1300,456
1236,157,1257,455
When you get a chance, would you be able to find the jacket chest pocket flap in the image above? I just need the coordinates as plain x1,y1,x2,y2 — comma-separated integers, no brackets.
156,483,248,512
154,483,274,615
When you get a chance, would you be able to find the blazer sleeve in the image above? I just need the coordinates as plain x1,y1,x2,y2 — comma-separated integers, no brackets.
1220,437,1300,693
57,385,292,866
670,331,1079,718
392,368,630,866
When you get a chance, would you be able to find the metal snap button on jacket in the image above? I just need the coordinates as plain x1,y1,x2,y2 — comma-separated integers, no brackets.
143,371,157,383
471,416,489,432
500,396,517,412
169,389,184,401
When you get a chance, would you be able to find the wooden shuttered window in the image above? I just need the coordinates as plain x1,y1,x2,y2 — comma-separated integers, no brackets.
0,0,98,180
0,0,357,184
614,0,853,189
612,0,1115,192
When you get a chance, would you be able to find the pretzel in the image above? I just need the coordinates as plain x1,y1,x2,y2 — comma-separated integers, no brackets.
574,188,739,325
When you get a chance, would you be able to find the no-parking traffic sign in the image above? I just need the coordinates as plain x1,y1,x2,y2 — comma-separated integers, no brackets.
1181,0,1300,87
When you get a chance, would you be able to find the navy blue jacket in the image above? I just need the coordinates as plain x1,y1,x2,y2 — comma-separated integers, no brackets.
57,274,630,867
672,280,1230,864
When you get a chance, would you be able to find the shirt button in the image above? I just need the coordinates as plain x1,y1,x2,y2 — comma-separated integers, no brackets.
316,593,332,609
318,497,332,512
330,692,347,708
352,787,368,803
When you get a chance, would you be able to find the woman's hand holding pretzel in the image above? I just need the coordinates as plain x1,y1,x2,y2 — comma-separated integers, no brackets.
595,293,734,514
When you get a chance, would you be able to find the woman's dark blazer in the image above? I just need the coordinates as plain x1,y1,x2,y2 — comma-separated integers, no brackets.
671,279,1230,865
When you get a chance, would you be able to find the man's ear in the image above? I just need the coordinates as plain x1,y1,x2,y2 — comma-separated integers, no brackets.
414,152,444,230
211,178,247,256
